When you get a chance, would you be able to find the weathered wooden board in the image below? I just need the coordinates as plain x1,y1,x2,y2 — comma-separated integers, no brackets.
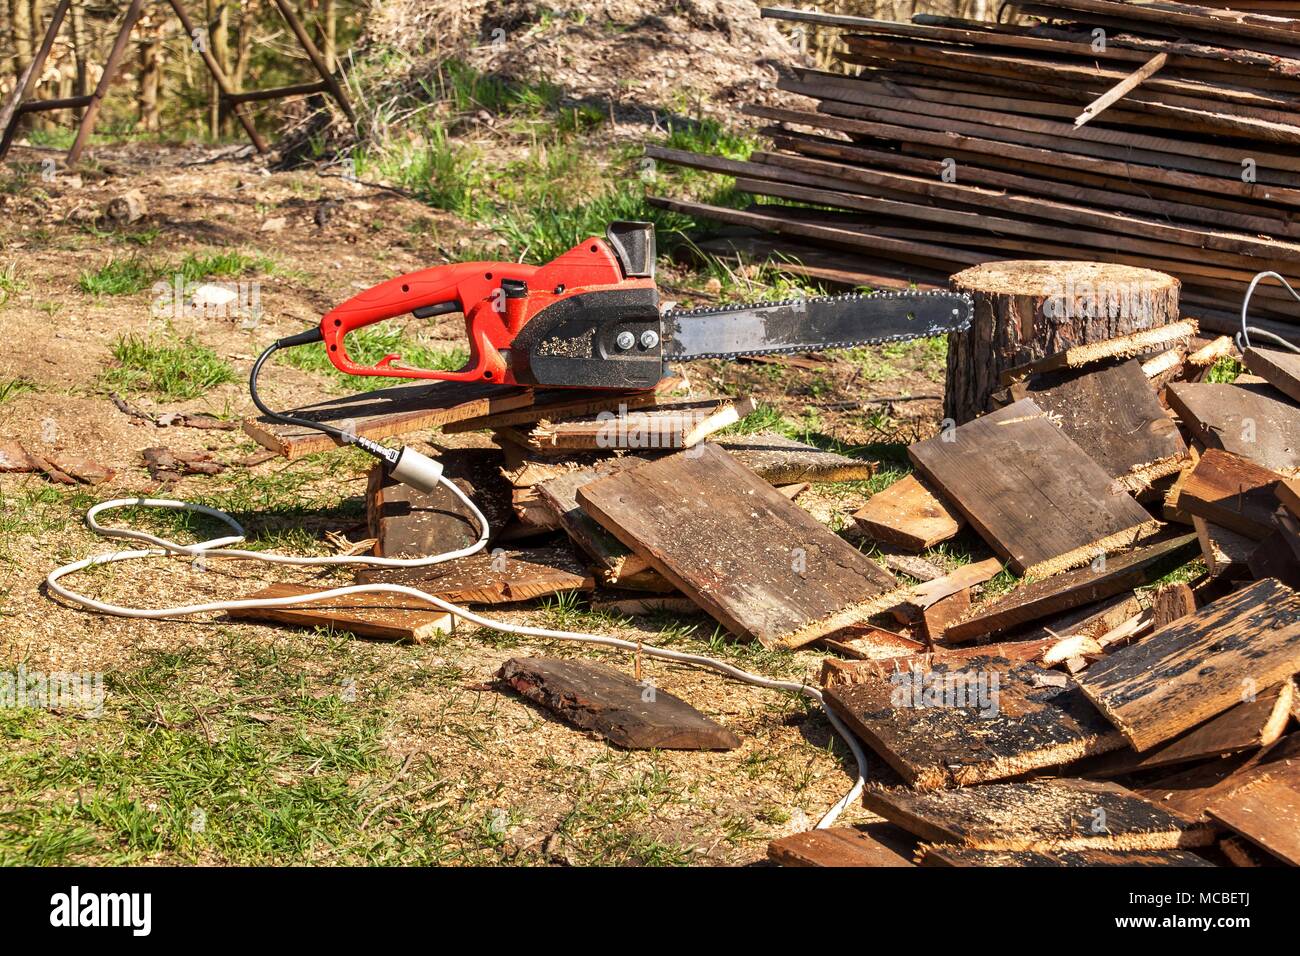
1166,381,1300,474
1082,681,1294,777
1248,513,1300,588
820,636,1063,686
895,557,1004,623
243,380,533,459
921,846,1213,867
1079,578,1300,751
717,433,877,483
917,588,971,644
767,823,917,867
226,582,453,643
1012,360,1188,492
908,399,1162,577
1206,759,1300,865
825,655,1123,789
577,444,902,648
522,397,755,454
998,322,1198,385
820,623,927,661
852,473,964,551
1179,448,1284,539
944,534,1198,643
442,376,682,433
1242,346,1300,404
354,546,593,604
1277,477,1300,519
1219,835,1280,868
1137,734,1300,822
862,778,1214,851
1012,591,1145,647
497,657,740,750
1194,515,1256,577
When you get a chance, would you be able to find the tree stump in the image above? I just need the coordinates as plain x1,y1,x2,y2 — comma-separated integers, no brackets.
945,261,1180,424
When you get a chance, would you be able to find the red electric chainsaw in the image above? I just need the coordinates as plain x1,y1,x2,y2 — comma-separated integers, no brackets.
250,221,972,490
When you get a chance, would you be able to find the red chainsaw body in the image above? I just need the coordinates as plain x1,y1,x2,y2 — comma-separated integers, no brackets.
319,236,656,387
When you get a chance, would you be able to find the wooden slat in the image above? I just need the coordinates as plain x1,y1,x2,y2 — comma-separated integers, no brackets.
767,823,917,867
1079,578,1300,750
1242,346,1300,403
1179,448,1285,540
1206,758,1300,865
442,377,681,433
354,546,594,604
852,473,963,551
1167,381,1300,474
576,444,903,648
226,583,453,643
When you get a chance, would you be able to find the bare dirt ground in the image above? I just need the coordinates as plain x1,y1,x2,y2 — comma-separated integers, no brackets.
0,142,951,866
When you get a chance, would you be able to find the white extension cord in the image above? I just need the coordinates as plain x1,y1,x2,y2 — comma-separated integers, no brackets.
46,477,867,829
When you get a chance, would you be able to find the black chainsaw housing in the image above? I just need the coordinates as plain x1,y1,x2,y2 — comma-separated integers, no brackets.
510,287,664,389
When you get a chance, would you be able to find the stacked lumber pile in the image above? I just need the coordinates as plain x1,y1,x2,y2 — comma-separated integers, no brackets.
649,2,1300,336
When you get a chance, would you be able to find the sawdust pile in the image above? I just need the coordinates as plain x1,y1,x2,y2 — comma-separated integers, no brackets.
361,0,803,115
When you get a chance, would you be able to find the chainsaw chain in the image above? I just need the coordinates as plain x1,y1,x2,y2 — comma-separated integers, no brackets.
662,289,974,360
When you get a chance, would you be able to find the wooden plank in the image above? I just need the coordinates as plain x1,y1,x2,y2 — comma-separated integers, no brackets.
998,323,1199,385
496,657,740,750
1083,681,1294,776
862,778,1214,851
1075,53,1168,127
820,624,927,662
243,380,533,459
1206,759,1300,865
917,589,971,645
1242,346,1300,403
1179,448,1285,540
717,433,876,483
1012,360,1188,493
576,444,902,648
1194,515,1257,577
1277,477,1300,519
522,397,755,454
354,546,593,604
767,823,917,867
1079,578,1300,750
899,557,1004,619
909,399,1164,578
1137,733,1300,821
944,534,1198,643
921,846,1213,866
825,655,1124,789
1167,381,1300,474
852,474,963,551
226,582,453,643
442,377,682,433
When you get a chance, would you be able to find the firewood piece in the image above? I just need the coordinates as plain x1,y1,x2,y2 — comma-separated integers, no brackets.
820,624,927,661
1013,360,1188,493
1074,52,1167,127
576,444,903,648
944,534,1197,643
852,474,963,551
1194,516,1256,577
882,552,946,582
442,376,682,433
522,397,754,454
496,657,740,750
918,588,971,645
1183,336,1235,379
0,441,38,472
921,846,1212,867
998,321,1197,386
862,778,1213,851
1150,583,1197,629
1163,446,1199,524
1081,681,1294,777
1166,381,1300,474
716,432,877,483
1241,346,1300,404
826,655,1123,789
1179,448,1284,540
226,582,453,643
767,823,917,867
1206,759,1300,866
1079,578,1300,751
104,189,147,224
355,546,593,604
243,380,533,459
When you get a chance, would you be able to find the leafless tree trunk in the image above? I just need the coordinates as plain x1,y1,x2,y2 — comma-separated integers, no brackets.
10,0,33,85
138,12,163,131
321,0,337,72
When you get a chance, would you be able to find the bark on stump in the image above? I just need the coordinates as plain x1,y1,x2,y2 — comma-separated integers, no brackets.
945,261,1181,424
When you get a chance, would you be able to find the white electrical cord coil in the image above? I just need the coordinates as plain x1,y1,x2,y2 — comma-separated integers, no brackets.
1239,271,1300,354
47,480,867,830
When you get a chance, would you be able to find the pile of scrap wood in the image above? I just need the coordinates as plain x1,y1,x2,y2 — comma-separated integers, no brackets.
649,2,1300,335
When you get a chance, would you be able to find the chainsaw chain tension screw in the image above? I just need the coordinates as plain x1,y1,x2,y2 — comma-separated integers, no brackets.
615,331,636,350
640,330,660,349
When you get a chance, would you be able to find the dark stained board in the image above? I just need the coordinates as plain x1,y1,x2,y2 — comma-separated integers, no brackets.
1166,381,1300,475
441,376,682,433
944,534,1198,643
862,778,1214,851
1242,346,1300,404
496,657,740,750
1079,578,1300,751
767,823,917,867
365,459,499,559
908,399,1162,577
852,473,964,551
825,655,1123,789
354,546,594,604
226,582,453,643
1206,759,1300,866
243,379,533,459
1012,359,1188,492
576,444,903,648
921,846,1213,867
1248,515,1300,589
1179,448,1285,540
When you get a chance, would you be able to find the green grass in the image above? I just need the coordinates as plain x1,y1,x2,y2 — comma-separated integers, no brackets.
0,377,36,404
100,329,236,400
77,257,159,296
178,251,275,282
0,261,23,306
280,322,468,392
1205,355,1244,384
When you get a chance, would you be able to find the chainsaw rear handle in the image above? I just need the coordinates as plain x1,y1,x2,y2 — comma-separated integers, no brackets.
318,222,658,386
